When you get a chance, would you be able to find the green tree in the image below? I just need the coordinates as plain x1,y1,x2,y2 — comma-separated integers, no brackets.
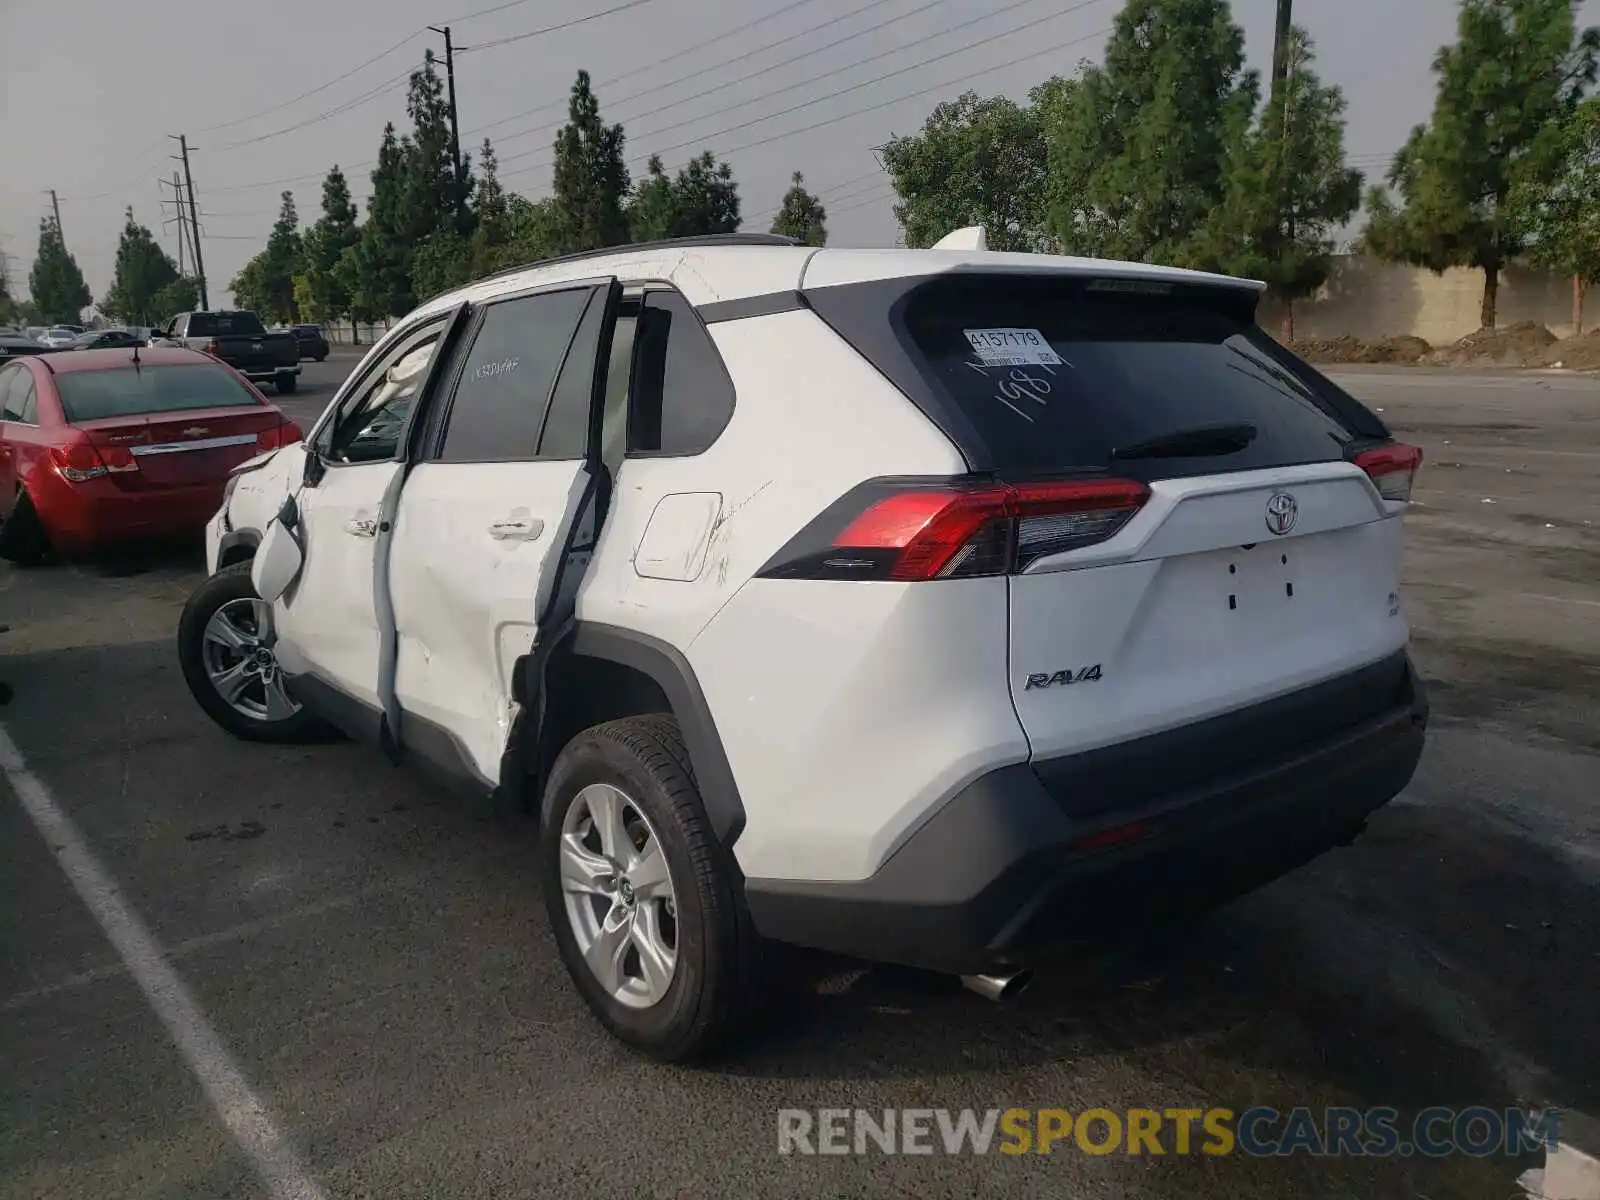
228,253,270,315
627,151,741,241
1363,0,1598,328
29,216,92,323
1202,28,1362,332
411,229,473,300
552,71,631,252
0,274,19,326
346,124,416,317
469,139,512,276
884,89,1053,251
499,195,563,269
102,209,180,325
151,275,199,322
770,172,829,245
405,51,474,242
301,166,361,328
1512,94,1600,329
1046,0,1259,266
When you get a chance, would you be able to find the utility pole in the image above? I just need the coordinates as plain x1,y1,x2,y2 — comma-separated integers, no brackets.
427,25,466,222
1268,0,1296,339
170,135,209,309
49,189,63,238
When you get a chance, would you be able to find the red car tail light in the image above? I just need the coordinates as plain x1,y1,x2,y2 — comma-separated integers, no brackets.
757,477,1151,582
1353,442,1423,503
49,435,140,483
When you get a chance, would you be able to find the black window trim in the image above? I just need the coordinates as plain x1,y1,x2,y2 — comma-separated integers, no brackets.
416,275,617,466
307,305,468,473
622,282,739,461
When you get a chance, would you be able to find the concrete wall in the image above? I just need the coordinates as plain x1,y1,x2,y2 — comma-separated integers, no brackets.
1256,255,1583,346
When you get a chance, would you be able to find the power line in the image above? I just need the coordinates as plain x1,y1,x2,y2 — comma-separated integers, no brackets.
490,0,923,152
466,0,835,139
502,0,1112,177
207,65,418,153
746,168,887,222
194,31,423,135
456,0,661,52
510,20,1111,187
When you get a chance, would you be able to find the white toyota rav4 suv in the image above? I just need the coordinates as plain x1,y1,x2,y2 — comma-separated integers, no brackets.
178,231,1428,1060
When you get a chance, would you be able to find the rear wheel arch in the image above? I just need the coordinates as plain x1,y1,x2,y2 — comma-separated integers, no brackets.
529,623,747,848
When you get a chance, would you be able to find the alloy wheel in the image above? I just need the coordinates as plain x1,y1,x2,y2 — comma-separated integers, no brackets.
199,597,300,723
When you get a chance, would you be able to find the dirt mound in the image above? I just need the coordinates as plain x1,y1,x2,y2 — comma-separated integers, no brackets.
1542,328,1600,370
1430,321,1558,367
1291,335,1433,364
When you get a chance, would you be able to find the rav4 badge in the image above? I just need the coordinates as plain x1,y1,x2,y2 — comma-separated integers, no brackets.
1024,665,1103,690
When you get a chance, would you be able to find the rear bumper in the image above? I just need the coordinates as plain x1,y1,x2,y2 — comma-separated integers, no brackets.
238,364,300,380
36,475,224,554
744,651,1429,974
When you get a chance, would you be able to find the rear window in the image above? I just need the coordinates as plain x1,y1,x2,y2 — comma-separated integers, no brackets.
805,273,1387,477
187,312,267,337
55,363,261,422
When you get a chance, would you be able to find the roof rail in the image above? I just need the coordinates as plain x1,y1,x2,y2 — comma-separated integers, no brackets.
473,232,803,286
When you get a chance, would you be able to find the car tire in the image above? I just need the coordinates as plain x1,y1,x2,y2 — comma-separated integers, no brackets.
315,352,328,362
176,562,337,744
0,491,52,566
275,373,298,395
540,715,768,1062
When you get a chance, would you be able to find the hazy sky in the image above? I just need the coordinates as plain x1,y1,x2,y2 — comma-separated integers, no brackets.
3,0,1593,309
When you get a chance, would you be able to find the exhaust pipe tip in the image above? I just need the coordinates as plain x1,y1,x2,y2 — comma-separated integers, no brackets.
960,970,1035,1002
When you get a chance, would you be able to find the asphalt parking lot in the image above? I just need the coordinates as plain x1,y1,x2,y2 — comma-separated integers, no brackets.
1,357,1596,1199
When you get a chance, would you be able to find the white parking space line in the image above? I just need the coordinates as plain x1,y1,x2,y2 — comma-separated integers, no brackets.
0,724,328,1200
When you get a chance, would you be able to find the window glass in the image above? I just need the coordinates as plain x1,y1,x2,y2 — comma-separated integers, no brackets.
323,323,446,463
437,288,592,463
0,367,25,420
629,291,735,455
53,363,258,422
186,312,267,338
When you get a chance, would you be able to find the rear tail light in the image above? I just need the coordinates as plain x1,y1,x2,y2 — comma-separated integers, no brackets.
756,477,1151,582
49,437,139,482
1353,442,1423,503
256,419,303,451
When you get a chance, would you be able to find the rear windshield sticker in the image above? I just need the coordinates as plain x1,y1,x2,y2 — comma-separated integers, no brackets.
963,327,1063,368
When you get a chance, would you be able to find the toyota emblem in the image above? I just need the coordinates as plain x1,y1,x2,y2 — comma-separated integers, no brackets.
1264,492,1299,536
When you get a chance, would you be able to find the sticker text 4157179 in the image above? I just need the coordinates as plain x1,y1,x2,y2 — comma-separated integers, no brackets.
963,327,1063,368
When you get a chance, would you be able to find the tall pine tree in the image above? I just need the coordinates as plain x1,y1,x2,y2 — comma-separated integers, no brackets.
342,123,415,317
1045,0,1259,267
300,166,361,328
102,208,181,326
29,216,91,324
552,71,630,253
1363,0,1599,328
770,172,828,246
1202,28,1362,333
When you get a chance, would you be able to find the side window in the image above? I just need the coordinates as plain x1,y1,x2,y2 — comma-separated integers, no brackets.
18,377,38,424
0,366,20,419
628,290,735,455
320,320,449,464
436,287,593,464
2,368,34,423
537,288,611,460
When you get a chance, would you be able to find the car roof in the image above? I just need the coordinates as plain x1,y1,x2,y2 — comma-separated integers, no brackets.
411,234,1263,321
35,346,213,373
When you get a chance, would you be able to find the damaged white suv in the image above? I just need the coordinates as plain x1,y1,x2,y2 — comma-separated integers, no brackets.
177,231,1429,1060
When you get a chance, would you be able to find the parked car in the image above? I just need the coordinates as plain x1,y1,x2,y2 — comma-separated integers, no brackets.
153,310,301,394
68,328,143,351
38,326,84,348
0,330,65,361
0,345,303,564
288,324,330,362
175,230,1429,1061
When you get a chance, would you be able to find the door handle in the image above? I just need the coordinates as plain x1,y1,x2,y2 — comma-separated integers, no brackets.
344,516,378,538
488,516,544,541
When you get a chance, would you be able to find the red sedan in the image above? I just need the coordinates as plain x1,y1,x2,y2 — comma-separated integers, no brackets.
0,346,303,563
